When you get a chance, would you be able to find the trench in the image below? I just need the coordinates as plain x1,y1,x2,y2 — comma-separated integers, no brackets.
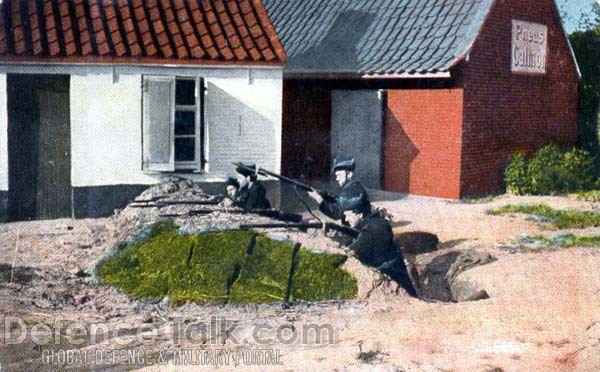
396,232,495,303
413,252,465,302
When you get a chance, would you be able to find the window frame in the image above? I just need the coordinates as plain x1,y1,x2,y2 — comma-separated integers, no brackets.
142,75,205,173
173,77,203,171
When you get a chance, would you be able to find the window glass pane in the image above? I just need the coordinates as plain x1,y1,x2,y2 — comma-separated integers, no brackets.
176,80,195,105
175,138,195,162
175,111,195,135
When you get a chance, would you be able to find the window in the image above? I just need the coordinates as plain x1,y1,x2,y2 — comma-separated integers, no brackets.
142,75,204,172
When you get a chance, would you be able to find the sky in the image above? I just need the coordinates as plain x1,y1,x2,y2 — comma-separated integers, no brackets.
557,0,599,32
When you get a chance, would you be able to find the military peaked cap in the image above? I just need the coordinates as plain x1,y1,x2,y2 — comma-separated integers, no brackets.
226,177,240,188
332,158,356,172
235,162,257,177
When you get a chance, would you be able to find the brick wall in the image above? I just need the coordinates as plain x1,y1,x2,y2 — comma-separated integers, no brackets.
384,88,464,199
460,0,579,196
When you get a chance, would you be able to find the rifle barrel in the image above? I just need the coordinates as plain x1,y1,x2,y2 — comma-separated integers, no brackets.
257,168,313,192
158,200,221,205
239,222,359,238
232,162,313,192
159,209,302,223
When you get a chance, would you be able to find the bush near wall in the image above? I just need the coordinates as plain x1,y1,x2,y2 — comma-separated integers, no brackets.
504,145,596,195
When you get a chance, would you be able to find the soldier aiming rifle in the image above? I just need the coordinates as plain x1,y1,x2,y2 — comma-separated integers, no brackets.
232,162,271,211
306,158,370,225
234,159,419,297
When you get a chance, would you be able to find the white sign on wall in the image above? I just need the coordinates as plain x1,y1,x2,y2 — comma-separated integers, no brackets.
511,20,548,74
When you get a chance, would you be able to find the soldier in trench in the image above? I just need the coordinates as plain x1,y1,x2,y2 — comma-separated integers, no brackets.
221,177,240,207
341,193,419,297
233,162,271,211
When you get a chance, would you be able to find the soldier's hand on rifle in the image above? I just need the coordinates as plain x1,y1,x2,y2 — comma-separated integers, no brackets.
221,198,234,207
307,188,324,204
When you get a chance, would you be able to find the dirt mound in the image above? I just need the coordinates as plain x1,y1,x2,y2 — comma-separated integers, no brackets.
96,223,358,304
100,178,410,304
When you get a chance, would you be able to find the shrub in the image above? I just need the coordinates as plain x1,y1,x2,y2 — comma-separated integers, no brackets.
504,153,532,195
562,148,596,191
504,145,597,195
527,145,566,194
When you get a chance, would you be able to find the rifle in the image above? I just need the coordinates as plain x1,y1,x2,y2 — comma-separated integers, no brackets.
129,199,222,208
239,222,360,239
232,162,336,202
160,208,303,223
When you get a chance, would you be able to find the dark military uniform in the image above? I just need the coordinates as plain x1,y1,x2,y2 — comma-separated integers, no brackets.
233,162,272,211
319,180,370,221
234,182,271,211
349,212,418,297
318,158,370,221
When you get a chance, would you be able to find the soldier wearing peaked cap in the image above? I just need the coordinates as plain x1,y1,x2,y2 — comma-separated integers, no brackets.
225,177,239,199
308,158,370,223
220,177,240,207
234,162,271,211
342,195,418,297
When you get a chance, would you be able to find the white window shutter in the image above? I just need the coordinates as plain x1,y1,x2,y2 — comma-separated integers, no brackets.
142,76,175,172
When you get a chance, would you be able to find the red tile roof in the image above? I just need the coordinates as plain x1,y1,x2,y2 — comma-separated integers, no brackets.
0,0,286,65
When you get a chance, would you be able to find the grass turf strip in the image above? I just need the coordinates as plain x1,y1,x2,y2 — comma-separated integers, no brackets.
488,203,600,229
97,222,357,305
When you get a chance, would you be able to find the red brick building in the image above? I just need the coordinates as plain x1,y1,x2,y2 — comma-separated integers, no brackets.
265,0,580,198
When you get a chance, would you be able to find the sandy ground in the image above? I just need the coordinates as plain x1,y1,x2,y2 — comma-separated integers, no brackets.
1,192,600,371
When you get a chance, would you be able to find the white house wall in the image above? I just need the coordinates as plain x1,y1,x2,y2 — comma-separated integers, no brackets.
70,67,283,187
71,73,150,187
0,73,7,192
205,69,283,176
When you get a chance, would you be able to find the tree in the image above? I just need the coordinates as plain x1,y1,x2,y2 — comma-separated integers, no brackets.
569,8,600,155
576,2,600,31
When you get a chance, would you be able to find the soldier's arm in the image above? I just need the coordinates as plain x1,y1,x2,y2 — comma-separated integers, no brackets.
234,189,248,209
347,230,374,264
318,198,344,220
259,185,271,209
244,186,260,211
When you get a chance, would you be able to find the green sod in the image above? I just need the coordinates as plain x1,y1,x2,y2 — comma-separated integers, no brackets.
229,236,296,303
97,222,357,305
488,204,600,229
501,232,600,251
291,250,357,302
572,190,600,202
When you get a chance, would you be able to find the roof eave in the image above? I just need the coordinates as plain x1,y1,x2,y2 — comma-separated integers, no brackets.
283,69,452,80
362,71,451,79
0,56,285,69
